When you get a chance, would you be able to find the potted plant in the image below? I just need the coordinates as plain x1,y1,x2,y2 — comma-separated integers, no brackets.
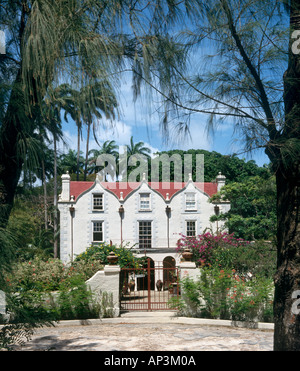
128,279,135,292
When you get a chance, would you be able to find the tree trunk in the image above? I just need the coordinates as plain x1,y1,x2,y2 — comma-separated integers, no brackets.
84,123,91,181
76,122,81,181
273,0,300,351
0,153,23,229
273,165,300,351
53,137,58,259
42,159,48,230
0,72,26,229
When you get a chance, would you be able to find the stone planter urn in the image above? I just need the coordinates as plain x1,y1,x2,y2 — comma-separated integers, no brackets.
156,280,163,291
182,248,193,262
107,251,118,265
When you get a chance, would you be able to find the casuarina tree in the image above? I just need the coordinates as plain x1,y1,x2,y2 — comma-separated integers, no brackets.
136,0,299,350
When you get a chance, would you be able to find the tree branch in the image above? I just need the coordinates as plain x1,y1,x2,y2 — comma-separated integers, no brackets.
220,0,278,140
132,67,268,127
169,64,269,129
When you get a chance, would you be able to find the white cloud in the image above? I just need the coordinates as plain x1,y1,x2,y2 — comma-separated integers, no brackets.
143,142,160,158
59,121,133,154
94,120,133,146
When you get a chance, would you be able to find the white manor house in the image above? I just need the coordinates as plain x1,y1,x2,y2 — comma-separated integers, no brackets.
58,172,230,267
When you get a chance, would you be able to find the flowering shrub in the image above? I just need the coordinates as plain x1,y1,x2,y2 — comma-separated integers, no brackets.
179,267,274,322
177,232,252,270
6,257,103,293
228,274,274,322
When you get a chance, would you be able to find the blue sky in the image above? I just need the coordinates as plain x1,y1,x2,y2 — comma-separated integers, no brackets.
60,42,272,169
61,77,270,168
58,7,282,170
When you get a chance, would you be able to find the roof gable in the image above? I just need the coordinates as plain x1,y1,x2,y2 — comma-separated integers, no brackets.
69,181,218,201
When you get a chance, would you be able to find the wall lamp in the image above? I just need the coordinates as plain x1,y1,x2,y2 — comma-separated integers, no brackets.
214,205,220,216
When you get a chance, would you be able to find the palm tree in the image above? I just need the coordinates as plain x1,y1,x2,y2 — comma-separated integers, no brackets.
63,89,83,181
42,86,68,258
80,82,118,180
88,140,119,180
126,136,151,157
63,81,118,180
58,149,84,176
121,136,151,181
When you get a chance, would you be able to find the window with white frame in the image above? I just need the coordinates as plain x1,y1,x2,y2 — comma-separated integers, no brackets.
139,193,151,210
185,193,196,210
93,194,103,211
93,221,103,242
139,221,152,249
186,220,196,237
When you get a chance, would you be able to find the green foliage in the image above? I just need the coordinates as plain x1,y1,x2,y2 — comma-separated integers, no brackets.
75,243,141,269
100,292,115,318
177,231,275,322
57,149,85,176
0,290,56,349
88,140,119,177
1,257,103,348
211,175,277,240
196,267,232,320
6,196,54,261
155,149,270,183
55,275,100,320
179,231,249,269
0,228,16,289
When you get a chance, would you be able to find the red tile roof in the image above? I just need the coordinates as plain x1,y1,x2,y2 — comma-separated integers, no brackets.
70,181,94,201
69,181,218,201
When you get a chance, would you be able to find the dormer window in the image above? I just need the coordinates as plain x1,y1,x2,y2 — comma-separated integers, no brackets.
185,193,196,210
93,194,103,211
139,193,151,210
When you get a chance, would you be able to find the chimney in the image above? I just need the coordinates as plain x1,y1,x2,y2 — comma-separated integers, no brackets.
216,172,226,192
61,172,71,201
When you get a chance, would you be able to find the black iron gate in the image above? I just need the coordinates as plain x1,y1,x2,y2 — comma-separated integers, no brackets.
120,258,180,311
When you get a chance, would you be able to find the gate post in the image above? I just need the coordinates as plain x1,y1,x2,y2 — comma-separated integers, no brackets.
179,260,200,317
179,260,198,281
147,258,151,310
0,290,6,316
104,264,121,317
86,264,121,317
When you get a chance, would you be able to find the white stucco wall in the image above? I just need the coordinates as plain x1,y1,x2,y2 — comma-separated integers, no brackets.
58,175,230,264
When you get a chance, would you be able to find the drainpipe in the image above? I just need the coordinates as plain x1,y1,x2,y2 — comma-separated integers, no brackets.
165,205,171,248
214,204,220,235
119,205,124,248
69,203,75,262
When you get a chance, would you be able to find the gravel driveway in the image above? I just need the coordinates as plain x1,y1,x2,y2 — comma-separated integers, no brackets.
10,313,274,352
